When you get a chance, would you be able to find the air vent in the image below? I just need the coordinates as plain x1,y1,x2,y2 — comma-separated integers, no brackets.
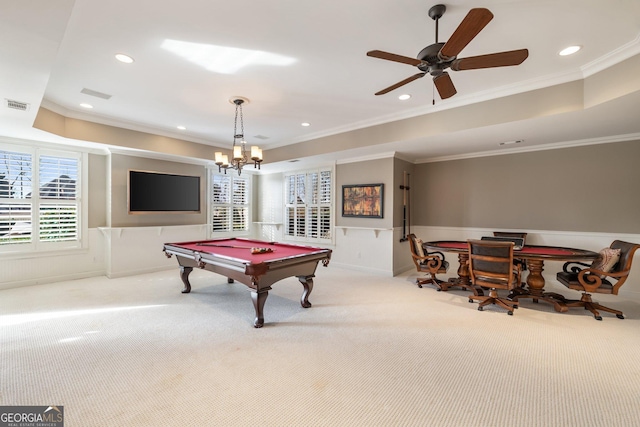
80,88,112,100
6,99,29,111
253,135,270,140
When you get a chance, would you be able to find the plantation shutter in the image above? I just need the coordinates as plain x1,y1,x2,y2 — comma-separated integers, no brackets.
211,172,249,233
1,147,81,249
232,177,248,231
284,168,332,242
0,149,33,244
38,155,79,241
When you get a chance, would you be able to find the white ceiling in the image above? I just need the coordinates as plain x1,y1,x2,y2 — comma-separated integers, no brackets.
2,0,640,171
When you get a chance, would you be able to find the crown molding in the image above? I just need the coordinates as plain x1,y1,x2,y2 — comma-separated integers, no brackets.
417,132,640,164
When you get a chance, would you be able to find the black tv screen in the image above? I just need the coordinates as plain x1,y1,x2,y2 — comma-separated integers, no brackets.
128,170,200,213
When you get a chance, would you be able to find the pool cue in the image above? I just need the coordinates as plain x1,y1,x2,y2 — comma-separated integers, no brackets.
406,172,411,237
399,171,410,242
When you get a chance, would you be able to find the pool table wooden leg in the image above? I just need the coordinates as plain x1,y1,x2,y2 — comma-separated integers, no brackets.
251,288,270,328
179,266,193,293
298,275,314,308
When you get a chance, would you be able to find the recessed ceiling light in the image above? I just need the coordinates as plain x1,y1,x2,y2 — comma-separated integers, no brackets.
177,125,186,130
80,103,93,109
559,45,581,56
301,122,310,127
115,53,134,63
398,94,411,101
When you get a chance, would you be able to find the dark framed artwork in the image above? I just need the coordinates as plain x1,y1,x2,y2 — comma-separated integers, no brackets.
342,184,384,218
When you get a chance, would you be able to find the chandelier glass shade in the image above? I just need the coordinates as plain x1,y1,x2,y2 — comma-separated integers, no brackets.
214,97,263,175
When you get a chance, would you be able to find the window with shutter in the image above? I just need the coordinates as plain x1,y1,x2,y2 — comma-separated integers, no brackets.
284,167,333,243
210,171,250,233
0,144,82,251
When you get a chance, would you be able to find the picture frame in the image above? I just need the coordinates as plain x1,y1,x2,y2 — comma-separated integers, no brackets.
342,183,384,218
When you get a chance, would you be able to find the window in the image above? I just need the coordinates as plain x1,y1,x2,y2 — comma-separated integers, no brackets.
0,143,82,252
210,172,250,233
284,168,332,243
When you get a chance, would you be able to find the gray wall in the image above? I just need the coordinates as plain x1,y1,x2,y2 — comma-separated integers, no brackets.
336,158,393,228
110,154,207,227
87,153,107,228
394,158,415,229
413,139,640,233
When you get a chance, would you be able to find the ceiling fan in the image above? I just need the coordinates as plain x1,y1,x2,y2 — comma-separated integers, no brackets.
367,4,528,100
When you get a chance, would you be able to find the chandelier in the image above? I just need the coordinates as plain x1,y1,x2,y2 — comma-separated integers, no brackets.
214,97,263,175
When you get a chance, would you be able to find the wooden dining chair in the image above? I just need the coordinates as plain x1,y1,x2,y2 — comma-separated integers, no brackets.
467,239,522,315
556,240,640,320
408,234,450,291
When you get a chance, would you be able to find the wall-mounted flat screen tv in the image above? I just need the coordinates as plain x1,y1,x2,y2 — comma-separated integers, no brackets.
128,170,201,213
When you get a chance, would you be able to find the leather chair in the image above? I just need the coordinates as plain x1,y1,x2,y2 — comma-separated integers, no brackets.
556,240,640,320
467,239,522,315
493,231,528,270
408,234,450,291
493,231,528,243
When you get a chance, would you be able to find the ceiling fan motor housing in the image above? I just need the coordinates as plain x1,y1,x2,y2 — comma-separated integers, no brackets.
417,42,444,64
417,42,453,75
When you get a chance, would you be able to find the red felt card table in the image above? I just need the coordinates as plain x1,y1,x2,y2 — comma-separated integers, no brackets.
163,238,331,327
424,240,598,312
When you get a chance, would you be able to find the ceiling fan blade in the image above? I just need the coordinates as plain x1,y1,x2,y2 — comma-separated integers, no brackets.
439,8,493,60
367,50,423,67
375,73,426,96
433,73,457,99
451,49,529,71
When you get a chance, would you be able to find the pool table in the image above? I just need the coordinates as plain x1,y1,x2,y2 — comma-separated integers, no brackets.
163,238,332,328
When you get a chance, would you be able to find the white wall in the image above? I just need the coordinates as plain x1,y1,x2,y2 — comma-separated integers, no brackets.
0,228,106,290
99,224,209,278
331,227,394,276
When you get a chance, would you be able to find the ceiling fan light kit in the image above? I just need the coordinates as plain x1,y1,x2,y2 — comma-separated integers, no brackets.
367,4,528,100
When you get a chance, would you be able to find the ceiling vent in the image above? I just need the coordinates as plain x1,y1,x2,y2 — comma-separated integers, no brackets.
81,88,112,100
6,99,29,111
253,134,270,140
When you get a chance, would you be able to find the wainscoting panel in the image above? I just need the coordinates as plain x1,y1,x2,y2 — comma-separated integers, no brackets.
0,229,106,290
331,227,394,276
100,224,209,278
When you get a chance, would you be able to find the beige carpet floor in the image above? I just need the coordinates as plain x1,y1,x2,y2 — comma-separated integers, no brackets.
2,265,640,426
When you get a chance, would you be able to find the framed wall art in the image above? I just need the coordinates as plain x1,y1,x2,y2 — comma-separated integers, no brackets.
342,183,384,218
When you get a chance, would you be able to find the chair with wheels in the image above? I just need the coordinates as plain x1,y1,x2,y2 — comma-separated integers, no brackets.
556,240,640,320
467,239,522,315
408,234,450,291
